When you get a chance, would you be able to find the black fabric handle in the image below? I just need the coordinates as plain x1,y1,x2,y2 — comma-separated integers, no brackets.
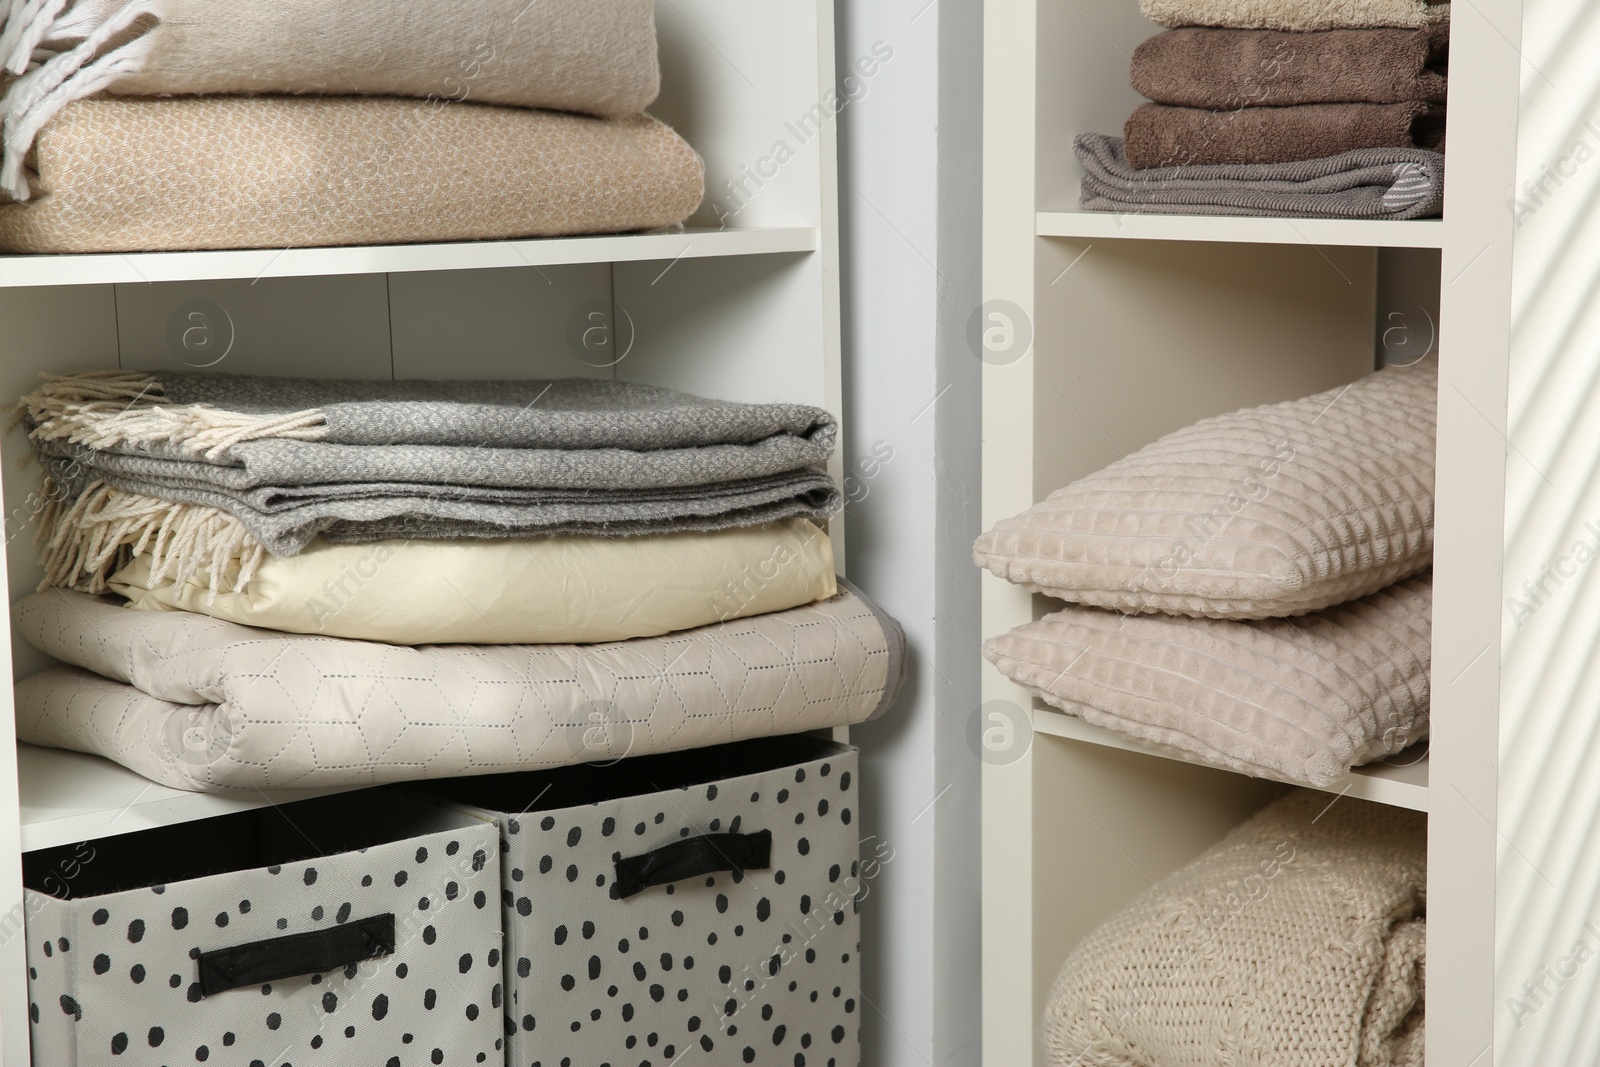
197,913,396,996
615,830,772,899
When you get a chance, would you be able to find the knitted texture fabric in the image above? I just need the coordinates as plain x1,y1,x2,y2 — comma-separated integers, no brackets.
974,358,1436,618
1140,0,1449,31
1131,25,1449,108
1124,100,1446,169
0,97,704,252
22,372,840,591
0,0,661,200
984,573,1432,787
1042,791,1426,1067
1076,135,1444,219
13,584,906,792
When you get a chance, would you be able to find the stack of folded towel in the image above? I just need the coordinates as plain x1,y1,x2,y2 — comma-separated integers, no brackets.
1078,0,1448,219
975,357,1438,788
0,0,705,252
12,371,905,792
1043,791,1426,1067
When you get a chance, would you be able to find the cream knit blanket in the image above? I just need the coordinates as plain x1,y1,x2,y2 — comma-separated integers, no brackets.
1044,791,1425,1067
0,0,660,200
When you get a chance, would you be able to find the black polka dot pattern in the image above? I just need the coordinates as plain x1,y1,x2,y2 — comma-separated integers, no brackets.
24,817,504,1065
454,745,861,1065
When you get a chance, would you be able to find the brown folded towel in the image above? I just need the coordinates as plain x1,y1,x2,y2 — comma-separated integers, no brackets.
1132,25,1448,108
1124,100,1445,168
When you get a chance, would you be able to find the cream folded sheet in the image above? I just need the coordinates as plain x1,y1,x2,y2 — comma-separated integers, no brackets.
14,584,904,792
109,520,836,645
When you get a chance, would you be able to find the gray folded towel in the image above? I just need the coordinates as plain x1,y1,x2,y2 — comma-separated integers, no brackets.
1075,133,1443,220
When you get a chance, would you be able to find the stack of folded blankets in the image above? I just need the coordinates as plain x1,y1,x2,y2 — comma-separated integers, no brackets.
0,0,705,252
12,371,905,792
1043,791,1426,1066
1078,0,1448,219
975,356,1437,789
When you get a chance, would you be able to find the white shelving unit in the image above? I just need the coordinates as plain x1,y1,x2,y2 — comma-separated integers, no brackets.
982,0,1596,1064
0,3,844,1062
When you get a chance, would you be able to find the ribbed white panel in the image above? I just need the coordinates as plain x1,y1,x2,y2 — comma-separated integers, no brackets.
1498,0,1600,1061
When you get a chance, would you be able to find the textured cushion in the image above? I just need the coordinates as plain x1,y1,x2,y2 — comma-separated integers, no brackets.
974,359,1436,618
983,573,1431,787
1043,791,1426,1067
109,520,837,645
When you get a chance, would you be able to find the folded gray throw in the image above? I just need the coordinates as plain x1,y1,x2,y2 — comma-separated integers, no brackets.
1076,133,1444,219
22,372,841,592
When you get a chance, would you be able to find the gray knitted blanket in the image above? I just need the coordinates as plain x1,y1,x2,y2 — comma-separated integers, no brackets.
1076,133,1444,220
22,371,841,592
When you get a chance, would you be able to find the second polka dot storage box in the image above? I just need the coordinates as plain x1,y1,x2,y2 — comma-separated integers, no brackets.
21,790,504,1067
419,735,864,1067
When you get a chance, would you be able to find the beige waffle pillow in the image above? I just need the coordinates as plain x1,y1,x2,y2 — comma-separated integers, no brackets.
974,359,1436,618
983,573,1431,787
1043,791,1426,1067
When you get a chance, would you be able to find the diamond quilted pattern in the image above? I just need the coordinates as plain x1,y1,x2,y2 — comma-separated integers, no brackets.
12,587,903,792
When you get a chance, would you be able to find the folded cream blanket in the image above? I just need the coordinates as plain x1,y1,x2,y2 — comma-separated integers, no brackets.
14,584,905,792
110,520,837,645
0,0,661,200
23,372,839,592
1140,0,1449,31
1044,791,1425,1067
0,97,703,252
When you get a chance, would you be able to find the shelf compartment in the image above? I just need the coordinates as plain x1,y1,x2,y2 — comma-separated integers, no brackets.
1031,708,1429,813
17,746,359,853
0,226,818,289
1038,211,1444,249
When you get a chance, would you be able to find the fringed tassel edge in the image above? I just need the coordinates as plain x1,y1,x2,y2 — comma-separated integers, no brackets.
18,370,329,459
37,479,265,598
1,0,161,202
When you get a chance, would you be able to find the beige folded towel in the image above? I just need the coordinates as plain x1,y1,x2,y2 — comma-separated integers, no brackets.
0,97,704,253
1044,791,1426,1067
1140,0,1449,31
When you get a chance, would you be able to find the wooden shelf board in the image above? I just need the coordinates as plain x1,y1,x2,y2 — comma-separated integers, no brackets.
0,226,819,288
1037,210,1444,249
17,746,360,853
1031,708,1430,813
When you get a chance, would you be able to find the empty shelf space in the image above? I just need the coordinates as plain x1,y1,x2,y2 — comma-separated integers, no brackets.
1031,710,1430,812
0,226,820,288
1037,211,1444,249
17,746,360,853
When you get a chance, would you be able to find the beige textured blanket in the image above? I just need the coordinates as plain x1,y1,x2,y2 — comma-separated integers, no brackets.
1140,0,1449,31
0,97,704,253
1044,791,1425,1067
14,585,904,792
0,0,660,200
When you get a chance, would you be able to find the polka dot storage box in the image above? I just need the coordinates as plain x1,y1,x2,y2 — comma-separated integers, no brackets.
417,734,863,1067
21,789,504,1066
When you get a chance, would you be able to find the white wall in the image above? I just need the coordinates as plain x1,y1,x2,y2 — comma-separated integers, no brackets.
835,1,983,1064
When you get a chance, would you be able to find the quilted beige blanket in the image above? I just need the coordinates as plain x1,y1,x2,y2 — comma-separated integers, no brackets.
0,0,660,200
1044,791,1425,1067
0,97,704,252
13,585,904,792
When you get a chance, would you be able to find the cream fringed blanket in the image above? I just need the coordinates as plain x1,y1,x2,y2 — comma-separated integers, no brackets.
0,97,704,252
1044,791,1425,1067
13,584,905,791
0,0,661,200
